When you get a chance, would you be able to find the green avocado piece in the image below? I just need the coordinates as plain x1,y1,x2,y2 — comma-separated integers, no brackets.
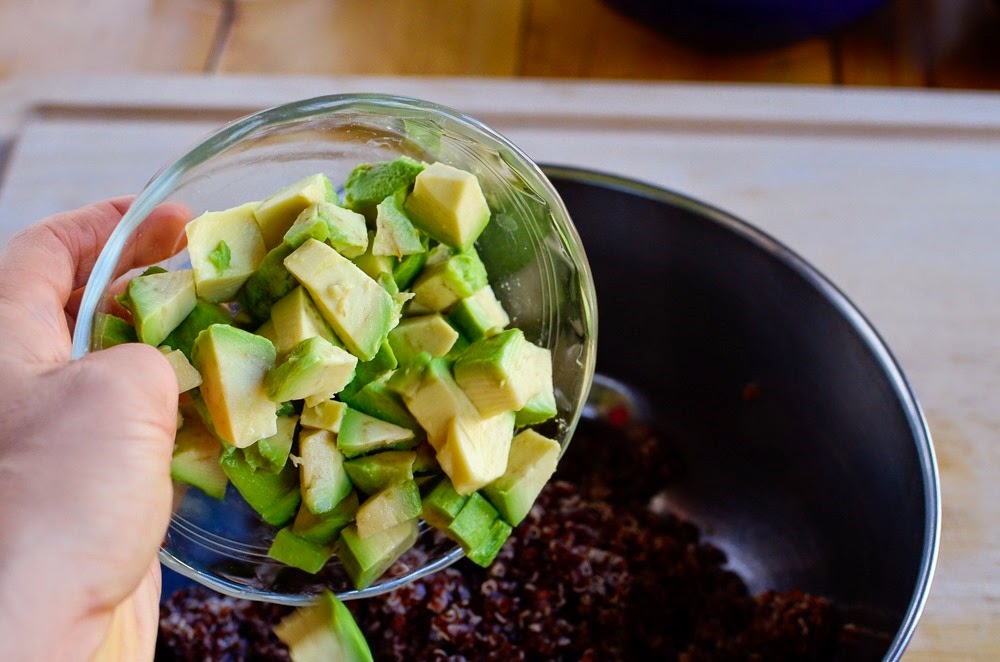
273,590,374,662
447,285,510,342
481,429,560,526
283,203,331,248
335,518,419,590
267,526,335,574
387,314,459,365
411,248,488,312
238,242,298,324
92,312,137,349
341,341,398,400
355,480,422,539
445,491,499,552
298,428,353,516
162,299,233,361
514,390,558,428
340,375,420,433
343,157,426,217
352,230,397,283
403,162,491,252
284,239,400,362
373,189,425,258
171,406,227,500
411,441,441,476
452,328,552,418
243,414,298,473
392,249,428,291
265,336,358,403
337,408,416,459
254,173,335,249
322,203,369,259
125,268,197,346
466,517,512,567
343,450,416,495
291,491,360,545
219,448,301,527
420,476,468,530
269,286,341,360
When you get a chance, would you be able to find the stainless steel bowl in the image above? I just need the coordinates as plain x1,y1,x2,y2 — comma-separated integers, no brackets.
546,166,939,660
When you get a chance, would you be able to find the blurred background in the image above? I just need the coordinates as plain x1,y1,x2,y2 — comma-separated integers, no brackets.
1,0,998,89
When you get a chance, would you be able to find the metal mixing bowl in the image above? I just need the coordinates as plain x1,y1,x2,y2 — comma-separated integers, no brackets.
546,166,939,660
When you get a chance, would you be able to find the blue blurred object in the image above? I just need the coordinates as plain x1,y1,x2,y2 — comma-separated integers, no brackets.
604,0,889,51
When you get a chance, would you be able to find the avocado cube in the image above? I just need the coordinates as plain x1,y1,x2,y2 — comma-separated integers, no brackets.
336,408,416,459
282,203,330,248
340,375,420,432
466,517,513,567
437,410,515,495
352,231,397,282
300,400,348,432
355,480,422,539
411,248,488,312
373,189,425,258
343,157,426,216
158,347,203,393
298,428,353,516
92,312,136,349
125,268,197,347
248,413,298,473
344,451,416,495
269,286,341,359
448,285,510,342
254,173,335,249
171,406,228,500
387,314,459,365
284,239,400,362
335,519,419,590
267,527,335,574
453,328,552,418
392,249,428,291
401,357,481,450
411,441,441,476
219,448,301,527
192,324,278,448
322,203,369,258
446,492,500,552
238,242,297,323
514,389,558,428
266,336,358,403
291,491,360,545
420,476,468,530
273,591,374,662
341,341,398,400
404,162,491,251
481,429,560,526
162,299,233,360
255,318,278,345
185,202,266,302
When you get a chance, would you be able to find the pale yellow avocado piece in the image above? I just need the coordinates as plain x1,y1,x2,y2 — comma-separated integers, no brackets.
185,202,266,302
270,286,342,358
255,319,279,346
284,239,399,362
403,162,491,251
387,314,459,364
453,329,552,418
301,400,348,432
303,391,336,408
437,410,515,495
481,429,560,525
255,173,333,249
402,359,481,451
158,346,202,392
298,428,352,515
191,324,278,447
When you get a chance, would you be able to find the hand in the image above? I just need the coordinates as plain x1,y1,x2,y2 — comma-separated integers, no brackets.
0,199,188,660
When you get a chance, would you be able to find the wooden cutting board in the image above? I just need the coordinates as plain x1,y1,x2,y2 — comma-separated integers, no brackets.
1,75,997,660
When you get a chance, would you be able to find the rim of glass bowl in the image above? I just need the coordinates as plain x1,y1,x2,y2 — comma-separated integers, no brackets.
70,93,598,604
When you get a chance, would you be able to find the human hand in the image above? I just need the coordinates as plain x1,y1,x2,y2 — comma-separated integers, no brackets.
0,199,188,660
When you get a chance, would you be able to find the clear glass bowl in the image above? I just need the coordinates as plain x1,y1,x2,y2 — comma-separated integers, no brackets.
71,94,597,605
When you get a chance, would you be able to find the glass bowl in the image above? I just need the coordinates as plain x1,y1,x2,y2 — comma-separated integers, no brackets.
71,94,597,605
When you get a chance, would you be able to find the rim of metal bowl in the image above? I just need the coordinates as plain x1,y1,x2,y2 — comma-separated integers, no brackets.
540,164,940,661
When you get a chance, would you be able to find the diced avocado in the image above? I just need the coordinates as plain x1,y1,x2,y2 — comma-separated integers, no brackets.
186,202,266,301
267,527,335,574
337,408,416,459
274,591,374,662
125,268,197,346
404,162,491,251
448,285,510,341
158,347,203,393
452,328,552,418
340,375,420,432
352,231,396,282
411,248,488,312
481,429,560,526
355,480,421,539
255,173,335,249
248,413,298,473
300,400,348,432
343,451,416,495
93,312,136,349
191,324,278,447
514,390,558,428
445,491,500,552
384,351,433,399
420,476,468,530
284,239,400,362
291,491,360,545
298,428,353,515
266,336,358,403
343,157,426,216
162,299,233,360
392,249,428,291
401,357,481,450
387,314,459,365
269,286,341,359
437,410,515,495
411,441,441,476
335,519,419,590
171,406,227,500
238,242,297,323
373,189,424,258
466,517,512,567
283,203,331,248
219,448,301,527
322,203,369,259
255,318,279,345
341,341,397,400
